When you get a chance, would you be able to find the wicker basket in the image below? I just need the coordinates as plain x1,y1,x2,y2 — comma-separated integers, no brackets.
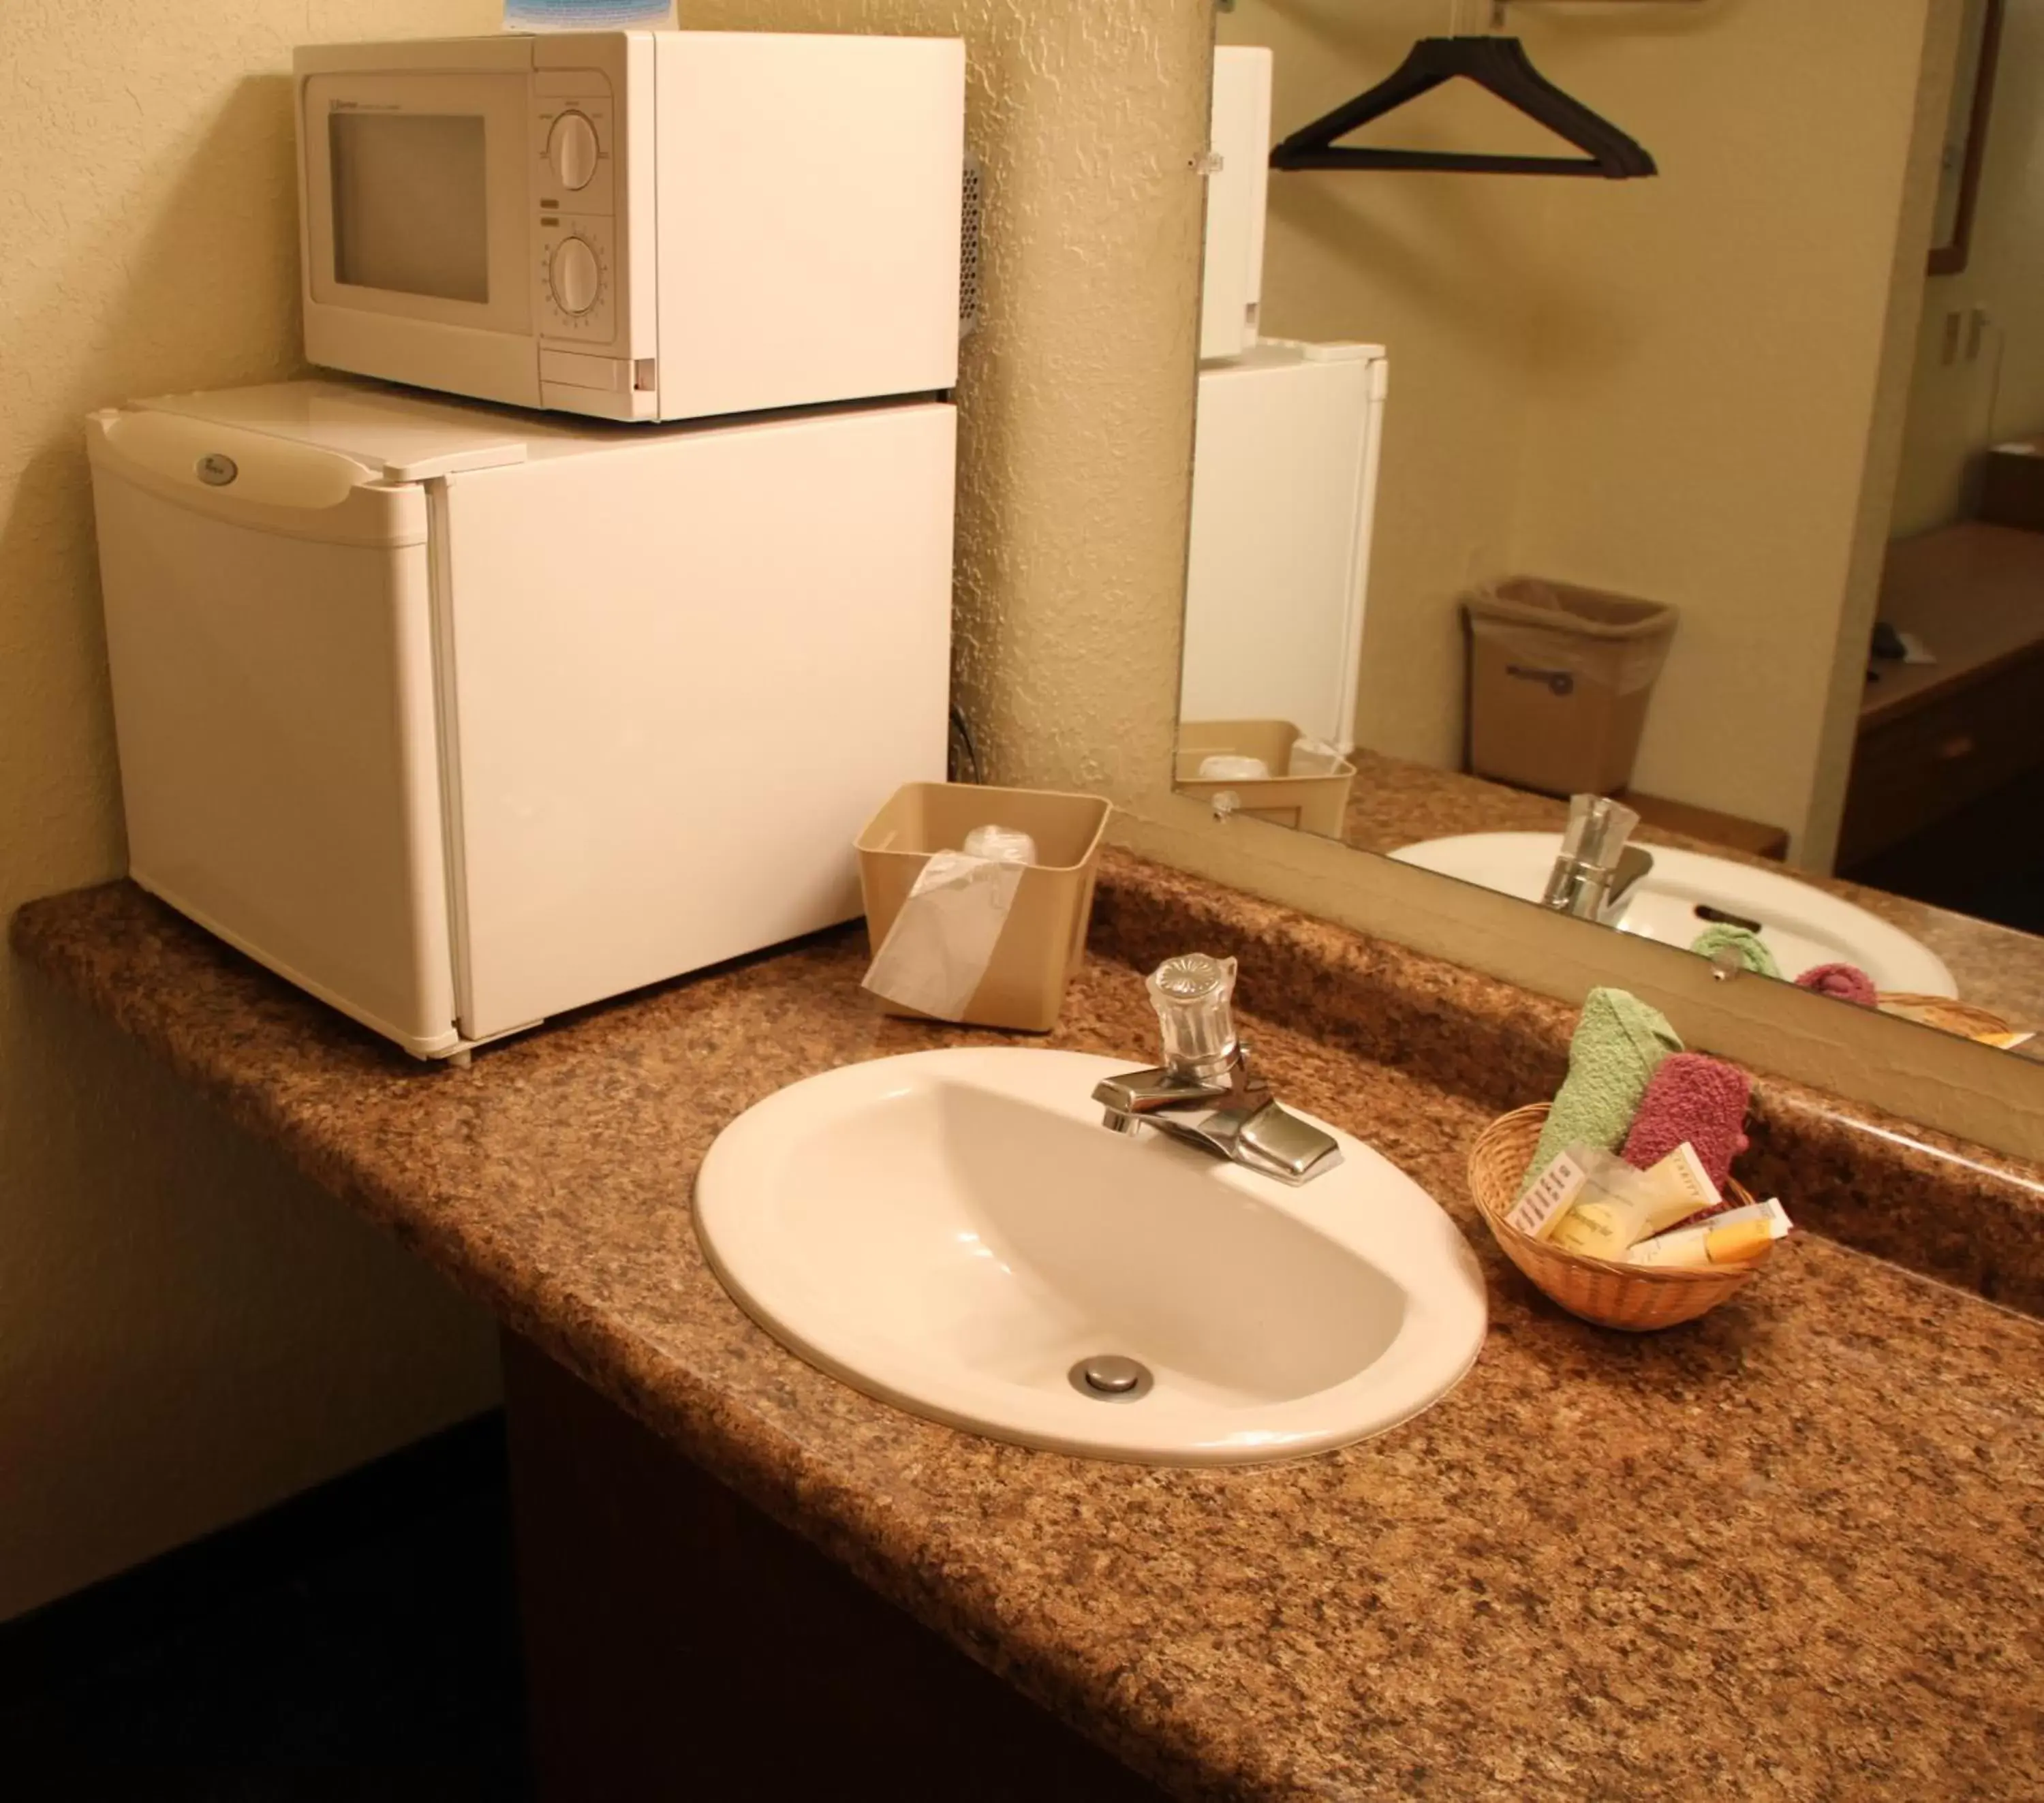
1467,1104,1769,1331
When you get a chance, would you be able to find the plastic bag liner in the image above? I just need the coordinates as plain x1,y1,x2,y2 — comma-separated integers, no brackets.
1463,576,1678,797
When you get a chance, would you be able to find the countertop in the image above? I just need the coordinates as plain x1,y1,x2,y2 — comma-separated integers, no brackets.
13,865,2044,1801
1337,747,2044,1038
1869,523,2044,726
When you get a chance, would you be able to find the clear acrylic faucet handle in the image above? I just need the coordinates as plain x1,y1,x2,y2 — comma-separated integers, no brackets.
1147,953,1238,1066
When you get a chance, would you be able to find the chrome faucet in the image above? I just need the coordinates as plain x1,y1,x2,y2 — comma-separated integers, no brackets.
1092,954,1343,1186
1543,794,1653,921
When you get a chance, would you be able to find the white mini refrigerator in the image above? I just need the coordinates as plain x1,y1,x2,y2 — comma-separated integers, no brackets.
1178,341,1388,751
87,380,955,1058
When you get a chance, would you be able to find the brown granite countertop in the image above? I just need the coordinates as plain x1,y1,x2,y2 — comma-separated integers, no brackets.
1338,748,2044,1037
13,861,2044,1801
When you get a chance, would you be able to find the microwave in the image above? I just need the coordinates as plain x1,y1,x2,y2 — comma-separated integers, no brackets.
294,31,965,422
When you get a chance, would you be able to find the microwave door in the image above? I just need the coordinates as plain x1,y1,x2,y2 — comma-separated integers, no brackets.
300,72,540,407
330,112,491,306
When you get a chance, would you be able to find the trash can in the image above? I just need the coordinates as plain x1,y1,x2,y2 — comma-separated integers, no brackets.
855,782,1112,1032
1174,720,1358,839
1463,576,1678,797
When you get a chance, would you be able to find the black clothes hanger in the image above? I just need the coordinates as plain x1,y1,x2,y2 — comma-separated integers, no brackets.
1269,35,1657,179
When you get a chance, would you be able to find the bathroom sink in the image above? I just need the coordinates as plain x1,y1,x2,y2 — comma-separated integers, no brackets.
694,1047,1487,1465
1391,831,1956,996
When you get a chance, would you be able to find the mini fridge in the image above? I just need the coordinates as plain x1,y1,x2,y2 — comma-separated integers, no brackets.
1185,46,1388,753
88,379,955,1058
1178,339,1388,751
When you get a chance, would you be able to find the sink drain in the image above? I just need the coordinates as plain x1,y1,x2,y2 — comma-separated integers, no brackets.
1068,1355,1153,1402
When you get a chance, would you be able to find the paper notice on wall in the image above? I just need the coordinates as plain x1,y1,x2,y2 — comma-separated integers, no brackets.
505,0,677,28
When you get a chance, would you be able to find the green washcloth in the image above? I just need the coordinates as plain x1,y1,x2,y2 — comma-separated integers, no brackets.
1521,987,1684,1192
1689,923,1782,980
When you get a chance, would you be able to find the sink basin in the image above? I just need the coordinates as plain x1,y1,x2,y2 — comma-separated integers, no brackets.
1391,831,1956,998
694,1047,1487,1465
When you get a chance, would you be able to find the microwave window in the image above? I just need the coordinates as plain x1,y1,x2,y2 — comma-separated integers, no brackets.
329,112,489,303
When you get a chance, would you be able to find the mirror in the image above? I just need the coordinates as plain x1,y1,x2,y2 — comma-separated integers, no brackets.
1932,0,2004,275
1178,1,2043,1059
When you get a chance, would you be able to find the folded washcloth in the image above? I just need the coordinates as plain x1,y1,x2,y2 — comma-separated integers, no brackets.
1523,987,1684,1192
1690,923,1782,980
1623,1051,1752,1189
1795,961,1877,1006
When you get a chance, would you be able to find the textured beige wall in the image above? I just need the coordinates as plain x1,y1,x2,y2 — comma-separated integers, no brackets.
1217,3,1555,771
1224,1,1934,854
692,0,1213,800
1506,1,1935,854
1893,0,2044,537
0,1,507,1620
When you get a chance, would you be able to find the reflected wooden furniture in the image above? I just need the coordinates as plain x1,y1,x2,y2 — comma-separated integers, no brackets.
1839,523,2044,870
1981,437,2044,533
1618,789,1788,861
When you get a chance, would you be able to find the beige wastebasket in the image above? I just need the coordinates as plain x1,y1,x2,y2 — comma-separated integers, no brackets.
1174,720,1357,838
855,782,1112,1032
1464,577,1677,797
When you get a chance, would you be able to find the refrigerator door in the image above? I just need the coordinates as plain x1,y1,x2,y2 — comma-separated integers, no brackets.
1179,341,1387,750
438,400,957,1039
87,408,461,1055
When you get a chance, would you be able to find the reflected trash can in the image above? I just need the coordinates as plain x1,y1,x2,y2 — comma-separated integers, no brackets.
1463,576,1678,797
1174,719,1358,839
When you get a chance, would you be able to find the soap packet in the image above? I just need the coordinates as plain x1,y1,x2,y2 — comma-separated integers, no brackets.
1511,1141,1720,1259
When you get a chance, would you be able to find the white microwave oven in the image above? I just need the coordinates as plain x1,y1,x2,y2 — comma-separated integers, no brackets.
294,31,965,423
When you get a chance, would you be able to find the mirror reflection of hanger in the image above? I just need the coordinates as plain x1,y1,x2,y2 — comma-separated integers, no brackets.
1269,33,1657,179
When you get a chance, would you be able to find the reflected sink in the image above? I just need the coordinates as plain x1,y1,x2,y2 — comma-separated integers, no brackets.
694,1048,1487,1466
1391,831,1956,996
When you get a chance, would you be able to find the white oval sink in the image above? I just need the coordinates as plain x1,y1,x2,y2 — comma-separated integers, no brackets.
1391,831,1956,997
695,1048,1487,1466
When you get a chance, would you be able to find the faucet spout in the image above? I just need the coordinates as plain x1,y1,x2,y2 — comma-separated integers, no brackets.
1092,955,1342,1186
1543,794,1646,920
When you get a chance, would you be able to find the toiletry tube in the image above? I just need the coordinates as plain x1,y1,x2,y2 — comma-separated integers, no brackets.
1626,1199,1790,1269
1547,1142,1722,1259
1637,1143,1720,1222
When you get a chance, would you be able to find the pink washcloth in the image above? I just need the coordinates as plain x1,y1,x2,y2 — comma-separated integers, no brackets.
1796,962,1877,1006
1622,1052,1752,1189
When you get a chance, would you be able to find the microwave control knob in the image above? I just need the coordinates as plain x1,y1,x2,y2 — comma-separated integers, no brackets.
550,237,601,316
548,111,600,191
